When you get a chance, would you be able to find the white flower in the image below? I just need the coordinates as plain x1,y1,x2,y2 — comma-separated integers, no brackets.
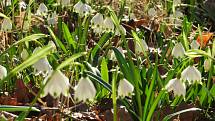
20,49,29,60
47,11,57,25
190,40,200,49
135,39,148,53
103,17,115,32
2,0,11,6
108,47,125,61
173,0,181,5
73,1,92,17
42,70,70,98
0,65,7,80
32,47,52,76
204,59,211,72
74,77,96,102
172,42,185,58
36,3,48,17
57,0,70,6
1,18,12,31
115,25,126,36
169,10,184,27
91,13,104,34
148,8,157,17
181,65,202,84
118,79,134,98
19,1,27,10
165,78,186,97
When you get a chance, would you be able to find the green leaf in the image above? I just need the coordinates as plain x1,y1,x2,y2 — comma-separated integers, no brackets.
0,105,40,112
185,49,215,61
62,22,77,49
47,26,67,53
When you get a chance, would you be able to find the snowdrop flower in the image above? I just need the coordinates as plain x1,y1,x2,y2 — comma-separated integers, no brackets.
118,79,134,98
181,65,202,84
32,47,52,76
173,0,181,5
19,1,27,10
2,0,11,6
42,70,70,98
103,17,115,32
36,3,48,17
148,8,157,17
47,11,57,25
204,59,211,72
91,13,104,34
172,42,185,58
1,18,12,31
74,77,96,102
135,39,148,53
115,25,126,36
20,49,29,60
169,10,184,27
165,78,186,97
73,1,92,17
0,65,7,80
190,40,200,49
57,0,70,6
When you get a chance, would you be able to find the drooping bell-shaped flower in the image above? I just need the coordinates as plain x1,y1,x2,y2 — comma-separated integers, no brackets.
135,39,148,53
41,70,70,98
181,65,202,84
32,47,52,76
172,42,185,58
1,18,12,31
20,49,29,60
204,59,211,72
103,17,115,32
165,78,186,97
191,40,200,49
2,0,11,6
118,79,134,98
74,77,96,102
36,3,48,17
91,13,104,34
0,65,7,80
57,0,70,6
169,10,184,27
115,25,126,36
148,7,157,17
73,1,92,17
47,11,57,25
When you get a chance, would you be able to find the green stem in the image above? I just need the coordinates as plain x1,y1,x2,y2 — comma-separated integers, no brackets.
112,69,118,121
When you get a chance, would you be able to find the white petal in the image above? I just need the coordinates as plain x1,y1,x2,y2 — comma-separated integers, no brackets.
118,79,134,98
165,78,186,97
135,39,148,53
36,3,48,16
204,59,211,72
20,49,29,60
1,18,12,31
172,42,185,58
103,17,115,32
0,65,7,80
181,66,202,84
115,25,126,36
74,77,96,102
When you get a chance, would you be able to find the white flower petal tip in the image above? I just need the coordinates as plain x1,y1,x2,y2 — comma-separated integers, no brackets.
36,3,48,16
74,77,96,102
103,17,115,32
42,70,70,98
91,13,104,34
181,65,202,85
73,1,92,17
115,25,127,36
118,79,134,98
1,18,12,32
172,42,185,58
190,40,200,49
165,78,186,97
204,59,211,72
135,39,148,53
20,49,29,60
32,47,52,76
0,65,7,80
47,12,58,25
19,1,27,10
